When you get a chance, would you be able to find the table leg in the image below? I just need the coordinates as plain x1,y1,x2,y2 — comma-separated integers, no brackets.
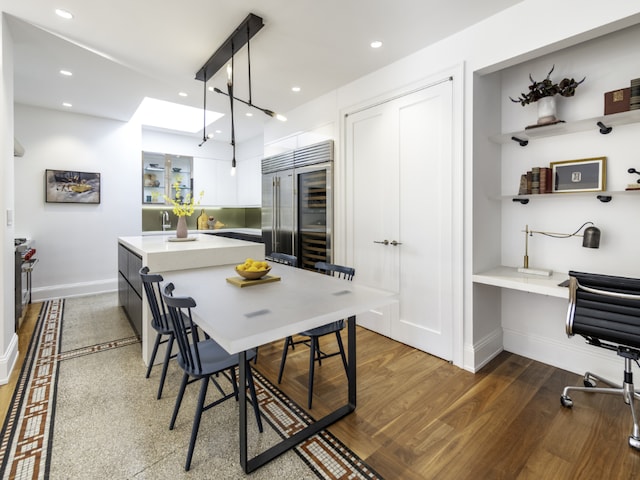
239,315,357,473
239,350,248,470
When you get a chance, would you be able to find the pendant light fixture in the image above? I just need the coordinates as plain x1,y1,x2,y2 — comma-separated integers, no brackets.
195,13,286,175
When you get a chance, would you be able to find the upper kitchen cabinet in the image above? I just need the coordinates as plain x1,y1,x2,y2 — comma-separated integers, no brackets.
192,156,261,207
142,152,193,204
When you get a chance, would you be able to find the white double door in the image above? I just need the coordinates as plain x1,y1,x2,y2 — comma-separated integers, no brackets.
345,79,454,360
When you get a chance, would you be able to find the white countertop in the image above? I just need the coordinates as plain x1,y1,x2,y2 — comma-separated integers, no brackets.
473,266,569,299
142,228,261,236
118,233,264,273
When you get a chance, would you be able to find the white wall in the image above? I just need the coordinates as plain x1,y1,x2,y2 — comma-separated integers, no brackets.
14,104,141,301
491,24,640,380
265,0,640,372
0,15,18,383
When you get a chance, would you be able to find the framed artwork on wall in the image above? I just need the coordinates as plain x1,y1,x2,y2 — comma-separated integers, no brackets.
550,157,606,193
45,169,101,204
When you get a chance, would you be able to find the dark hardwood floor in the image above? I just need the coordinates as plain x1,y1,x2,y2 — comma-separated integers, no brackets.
256,326,640,480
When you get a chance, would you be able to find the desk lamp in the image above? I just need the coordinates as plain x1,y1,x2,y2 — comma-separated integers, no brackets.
517,221,601,276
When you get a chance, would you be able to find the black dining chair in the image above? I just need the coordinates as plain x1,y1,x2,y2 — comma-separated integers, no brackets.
139,266,176,400
277,261,355,408
560,271,640,450
162,283,263,471
268,252,298,267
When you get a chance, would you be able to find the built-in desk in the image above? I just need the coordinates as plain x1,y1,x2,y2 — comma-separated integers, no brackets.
473,266,569,298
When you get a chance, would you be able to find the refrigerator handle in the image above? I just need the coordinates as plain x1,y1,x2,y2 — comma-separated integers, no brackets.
271,177,277,249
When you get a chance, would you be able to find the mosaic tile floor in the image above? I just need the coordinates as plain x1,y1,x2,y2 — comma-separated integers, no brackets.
0,293,382,479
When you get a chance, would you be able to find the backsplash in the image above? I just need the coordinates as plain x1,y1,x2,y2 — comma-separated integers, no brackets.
142,206,261,232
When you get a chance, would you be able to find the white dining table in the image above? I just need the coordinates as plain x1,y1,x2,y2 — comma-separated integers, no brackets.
161,262,398,473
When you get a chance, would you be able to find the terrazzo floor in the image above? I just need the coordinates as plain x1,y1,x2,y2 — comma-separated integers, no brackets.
48,293,319,479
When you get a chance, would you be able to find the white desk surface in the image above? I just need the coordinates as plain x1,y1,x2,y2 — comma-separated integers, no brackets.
161,264,398,354
473,266,569,299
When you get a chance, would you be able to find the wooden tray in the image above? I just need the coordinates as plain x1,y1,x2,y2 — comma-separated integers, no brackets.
226,275,281,288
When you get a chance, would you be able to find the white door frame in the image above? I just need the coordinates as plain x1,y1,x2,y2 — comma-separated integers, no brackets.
336,64,465,369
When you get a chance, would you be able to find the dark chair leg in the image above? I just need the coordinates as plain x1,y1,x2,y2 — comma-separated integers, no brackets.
185,377,209,471
170,372,189,430
335,331,348,374
277,336,293,384
146,332,162,379
308,337,318,409
245,363,264,433
230,367,239,399
157,334,174,399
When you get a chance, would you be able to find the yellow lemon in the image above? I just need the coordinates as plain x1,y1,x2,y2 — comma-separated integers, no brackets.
248,266,259,272
236,264,246,271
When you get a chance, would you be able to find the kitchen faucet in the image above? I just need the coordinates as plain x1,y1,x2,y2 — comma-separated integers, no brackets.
161,211,171,231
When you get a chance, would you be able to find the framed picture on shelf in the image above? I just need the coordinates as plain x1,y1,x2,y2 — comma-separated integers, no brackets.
45,169,101,204
550,157,606,193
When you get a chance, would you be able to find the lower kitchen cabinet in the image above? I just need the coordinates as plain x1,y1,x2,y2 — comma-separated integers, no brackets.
118,243,142,337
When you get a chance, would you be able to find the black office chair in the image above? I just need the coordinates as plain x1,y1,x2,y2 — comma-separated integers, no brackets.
277,261,355,409
560,270,640,450
140,266,177,400
162,283,263,471
268,252,297,267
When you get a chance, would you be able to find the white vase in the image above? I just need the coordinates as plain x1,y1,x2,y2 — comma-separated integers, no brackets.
176,216,188,238
537,96,557,125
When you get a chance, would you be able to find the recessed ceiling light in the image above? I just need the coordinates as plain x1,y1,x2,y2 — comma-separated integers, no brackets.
55,9,74,20
215,130,222,134
62,102,72,108
370,40,383,49
59,70,72,76
178,92,188,97
291,86,301,92
245,112,253,117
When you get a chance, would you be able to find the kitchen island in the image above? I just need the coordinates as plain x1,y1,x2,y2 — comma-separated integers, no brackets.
117,233,264,365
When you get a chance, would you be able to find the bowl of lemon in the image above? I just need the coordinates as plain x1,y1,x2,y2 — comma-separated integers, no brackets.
235,258,271,280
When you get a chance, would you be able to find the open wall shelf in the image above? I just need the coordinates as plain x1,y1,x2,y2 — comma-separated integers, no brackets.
489,109,640,145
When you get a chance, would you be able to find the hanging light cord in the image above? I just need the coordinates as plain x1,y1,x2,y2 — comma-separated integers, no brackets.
198,68,208,147
228,43,236,169
247,23,252,106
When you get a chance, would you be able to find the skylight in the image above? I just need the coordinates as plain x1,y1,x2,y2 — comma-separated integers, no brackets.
134,97,224,133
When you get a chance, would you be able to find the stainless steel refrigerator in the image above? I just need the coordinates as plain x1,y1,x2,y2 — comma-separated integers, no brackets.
262,140,333,269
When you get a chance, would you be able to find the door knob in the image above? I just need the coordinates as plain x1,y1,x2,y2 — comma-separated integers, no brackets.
373,240,389,245
390,240,403,246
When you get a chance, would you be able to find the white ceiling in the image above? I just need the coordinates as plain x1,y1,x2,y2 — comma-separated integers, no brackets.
2,0,522,143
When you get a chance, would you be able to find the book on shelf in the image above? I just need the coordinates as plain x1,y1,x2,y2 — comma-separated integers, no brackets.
604,87,631,115
518,167,553,195
531,167,540,194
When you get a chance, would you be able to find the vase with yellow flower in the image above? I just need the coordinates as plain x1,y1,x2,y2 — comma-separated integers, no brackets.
164,181,204,240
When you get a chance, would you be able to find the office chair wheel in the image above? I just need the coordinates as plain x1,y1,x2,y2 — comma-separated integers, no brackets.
560,395,573,408
629,436,640,450
583,378,597,388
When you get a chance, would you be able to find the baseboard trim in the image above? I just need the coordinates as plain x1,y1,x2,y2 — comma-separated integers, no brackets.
464,327,503,373
503,328,621,380
0,333,19,385
32,278,118,303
